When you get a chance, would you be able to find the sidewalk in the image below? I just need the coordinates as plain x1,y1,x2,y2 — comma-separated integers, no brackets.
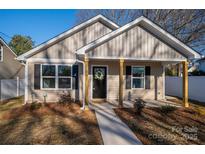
90,103,142,145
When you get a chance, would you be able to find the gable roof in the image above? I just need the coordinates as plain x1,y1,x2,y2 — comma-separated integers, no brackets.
77,16,201,59
0,37,17,57
17,15,119,61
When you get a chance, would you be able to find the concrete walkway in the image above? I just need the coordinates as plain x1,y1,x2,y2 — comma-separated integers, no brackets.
90,103,142,145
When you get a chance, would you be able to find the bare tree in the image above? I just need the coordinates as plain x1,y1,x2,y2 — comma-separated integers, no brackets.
76,9,142,26
75,9,205,54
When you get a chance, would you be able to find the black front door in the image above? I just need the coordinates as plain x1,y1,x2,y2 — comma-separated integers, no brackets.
92,66,107,99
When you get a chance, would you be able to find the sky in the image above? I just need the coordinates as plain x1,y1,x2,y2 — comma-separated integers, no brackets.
0,9,203,55
0,9,77,46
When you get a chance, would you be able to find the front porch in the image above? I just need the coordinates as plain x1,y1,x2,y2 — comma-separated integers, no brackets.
82,57,189,108
89,99,182,111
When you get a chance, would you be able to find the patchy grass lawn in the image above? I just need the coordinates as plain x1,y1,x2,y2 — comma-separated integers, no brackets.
115,106,205,145
0,97,103,145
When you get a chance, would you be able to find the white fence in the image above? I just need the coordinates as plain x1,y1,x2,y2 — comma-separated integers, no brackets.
165,76,205,102
0,78,25,101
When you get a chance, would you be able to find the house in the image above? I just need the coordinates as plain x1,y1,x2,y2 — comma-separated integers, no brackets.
17,15,200,108
188,57,205,74
0,37,24,79
197,57,205,72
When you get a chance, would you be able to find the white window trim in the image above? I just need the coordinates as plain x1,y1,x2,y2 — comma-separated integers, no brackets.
40,64,72,90
0,45,3,62
131,66,145,89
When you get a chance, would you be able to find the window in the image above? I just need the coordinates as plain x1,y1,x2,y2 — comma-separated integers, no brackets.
0,45,3,62
58,65,71,89
42,65,56,89
41,64,72,89
132,66,145,89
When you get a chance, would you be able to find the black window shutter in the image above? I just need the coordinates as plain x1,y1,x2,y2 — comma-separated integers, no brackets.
72,65,78,90
145,66,151,89
126,66,132,89
34,64,41,90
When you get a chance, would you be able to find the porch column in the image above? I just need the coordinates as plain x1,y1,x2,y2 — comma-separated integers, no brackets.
85,56,89,105
182,60,189,107
119,58,124,107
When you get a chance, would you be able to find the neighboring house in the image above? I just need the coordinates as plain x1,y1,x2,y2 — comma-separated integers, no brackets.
197,57,205,72
0,37,24,79
17,15,200,107
188,57,205,73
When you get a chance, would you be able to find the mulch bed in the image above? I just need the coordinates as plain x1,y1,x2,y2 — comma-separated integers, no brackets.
114,107,205,145
0,99,103,145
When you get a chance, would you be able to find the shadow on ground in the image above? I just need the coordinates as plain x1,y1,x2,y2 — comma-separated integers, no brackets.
0,97,103,145
115,106,205,145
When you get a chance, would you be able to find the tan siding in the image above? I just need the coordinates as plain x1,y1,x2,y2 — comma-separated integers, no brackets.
88,25,186,60
88,60,163,101
124,61,163,100
88,61,119,100
0,44,24,79
27,62,76,103
31,22,112,59
27,60,164,103
27,21,113,103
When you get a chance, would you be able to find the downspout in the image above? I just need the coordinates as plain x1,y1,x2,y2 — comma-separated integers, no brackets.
76,57,85,110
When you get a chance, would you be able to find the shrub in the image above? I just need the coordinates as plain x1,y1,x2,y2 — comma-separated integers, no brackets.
133,98,145,115
160,105,176,114
58,92,73,104
165,67,177,76
30,103,42,110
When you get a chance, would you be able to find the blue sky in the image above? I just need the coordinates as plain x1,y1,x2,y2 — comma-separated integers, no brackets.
0,9,77,46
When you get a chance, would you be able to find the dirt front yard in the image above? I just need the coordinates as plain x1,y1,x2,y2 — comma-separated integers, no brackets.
115,105,205,145
0,97,103,145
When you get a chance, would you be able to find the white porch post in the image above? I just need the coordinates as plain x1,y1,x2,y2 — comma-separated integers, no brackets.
24,61,28,104
16,76,19,97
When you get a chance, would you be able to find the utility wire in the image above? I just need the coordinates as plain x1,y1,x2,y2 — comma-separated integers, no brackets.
0,32,12,39
0,32,12,43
